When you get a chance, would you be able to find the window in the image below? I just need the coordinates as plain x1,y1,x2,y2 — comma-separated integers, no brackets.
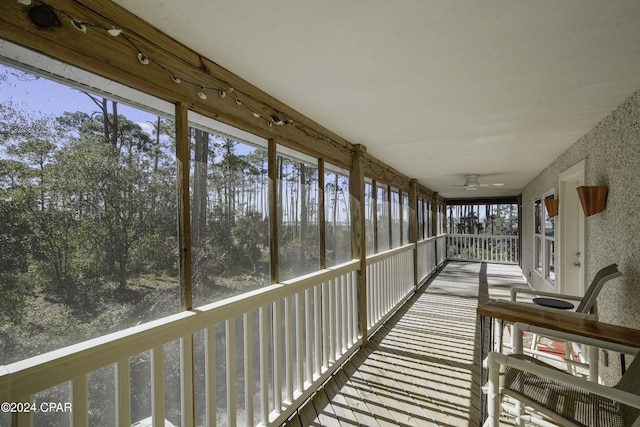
189,113,270,306
1,59,181,425
534,198,543,272
534,192,555,284
390,188,401,248
544,193,556,283
377,184,390,252
0,61,178,365
402,193,410,245
277,148,319,281
417,198,425,240
325,163,351,266
426,199,432,238
364,179,375,255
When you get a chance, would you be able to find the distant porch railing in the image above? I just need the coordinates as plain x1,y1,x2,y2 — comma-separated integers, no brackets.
1,243,444,427
446,233,519,264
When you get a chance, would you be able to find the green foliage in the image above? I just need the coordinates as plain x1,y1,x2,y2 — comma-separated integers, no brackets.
449,203,518,235
233,210,269,272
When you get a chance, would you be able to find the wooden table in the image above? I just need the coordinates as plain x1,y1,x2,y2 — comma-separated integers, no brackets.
476,299,640,424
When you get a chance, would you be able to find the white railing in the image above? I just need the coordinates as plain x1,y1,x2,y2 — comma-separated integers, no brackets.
1,241,444,427
365,245,415,333
1,260,360,427
437,234,447,265
446,233,519,264
417,237,437,284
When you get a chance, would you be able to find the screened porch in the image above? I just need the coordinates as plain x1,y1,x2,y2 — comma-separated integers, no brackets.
5,1,640,426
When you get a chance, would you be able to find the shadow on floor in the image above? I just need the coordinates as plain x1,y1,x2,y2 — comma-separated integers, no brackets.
283,261,525,427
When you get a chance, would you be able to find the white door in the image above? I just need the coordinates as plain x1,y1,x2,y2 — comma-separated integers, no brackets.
559,161,585,296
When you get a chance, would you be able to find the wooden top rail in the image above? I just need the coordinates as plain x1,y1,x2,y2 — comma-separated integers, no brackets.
365,244,414,265
417,236,437,246
477,300,640,348
448,234,518,239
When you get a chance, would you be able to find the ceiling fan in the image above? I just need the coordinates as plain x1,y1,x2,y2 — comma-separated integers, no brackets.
456,174,505,191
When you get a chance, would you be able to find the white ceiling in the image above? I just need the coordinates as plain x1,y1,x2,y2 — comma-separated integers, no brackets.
113,0,640,198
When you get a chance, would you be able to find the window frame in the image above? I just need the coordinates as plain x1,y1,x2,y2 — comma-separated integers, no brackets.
533,190,556,285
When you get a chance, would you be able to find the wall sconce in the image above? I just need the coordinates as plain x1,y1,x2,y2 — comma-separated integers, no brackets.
576,186,608,216
544,198,559,218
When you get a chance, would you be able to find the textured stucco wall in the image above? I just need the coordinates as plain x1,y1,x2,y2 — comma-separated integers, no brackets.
521,89,640,384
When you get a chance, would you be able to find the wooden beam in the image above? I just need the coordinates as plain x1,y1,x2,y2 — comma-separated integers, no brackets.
1,0,353,166
409,180,418,289
176,102,192,311
318,158,326,269
268,139,279,284
349,145,367,345
445,196,520,205
363,154,411,192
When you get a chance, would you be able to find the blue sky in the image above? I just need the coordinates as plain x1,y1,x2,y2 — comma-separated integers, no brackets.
0,62,160,135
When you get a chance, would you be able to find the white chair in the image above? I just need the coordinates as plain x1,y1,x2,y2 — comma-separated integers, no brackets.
510,264,621,316
484,324,640,427
508,264,622,375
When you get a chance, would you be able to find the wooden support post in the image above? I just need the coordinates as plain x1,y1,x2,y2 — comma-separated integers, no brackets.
268,139,279,284
176,102,192,311
319,158,326,269
409,180,418,289
387,184,392,251
175,103,195,425
432,194,439,266
350,145,368,344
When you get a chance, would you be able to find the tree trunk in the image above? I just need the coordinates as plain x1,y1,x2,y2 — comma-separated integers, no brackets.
300,162,307,237
111,101,118,149
192,129,209,248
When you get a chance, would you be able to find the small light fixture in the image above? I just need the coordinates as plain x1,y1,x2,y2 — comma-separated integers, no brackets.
171,74,181,84
17,0,32,5
70,19,87,33
137,52,149,65
544,198,559,218
197,88,207,100
577,186,608,216
107,28,123,37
